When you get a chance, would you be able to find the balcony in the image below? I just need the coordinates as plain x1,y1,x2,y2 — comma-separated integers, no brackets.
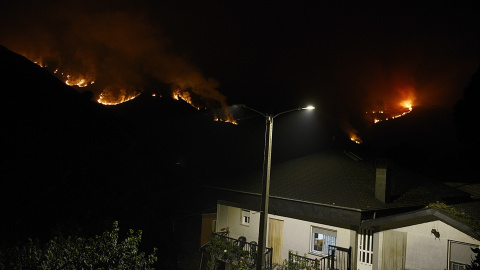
288,246,351,270
200,232,273,270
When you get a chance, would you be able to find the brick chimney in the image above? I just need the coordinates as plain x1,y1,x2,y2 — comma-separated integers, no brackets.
375,159,391,203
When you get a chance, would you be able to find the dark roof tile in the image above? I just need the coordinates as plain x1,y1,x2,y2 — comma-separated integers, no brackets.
211,150,471,210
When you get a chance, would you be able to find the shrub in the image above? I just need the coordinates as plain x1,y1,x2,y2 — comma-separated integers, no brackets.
0,221,157,270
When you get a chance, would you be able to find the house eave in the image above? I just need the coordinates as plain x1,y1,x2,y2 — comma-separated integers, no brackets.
206,185,362,212
361,207,480,241
208,185,363,229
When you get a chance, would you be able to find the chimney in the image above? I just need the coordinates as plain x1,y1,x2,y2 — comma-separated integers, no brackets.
375,159,391,203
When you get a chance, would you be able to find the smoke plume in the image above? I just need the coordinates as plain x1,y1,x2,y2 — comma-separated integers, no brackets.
0,1,227,108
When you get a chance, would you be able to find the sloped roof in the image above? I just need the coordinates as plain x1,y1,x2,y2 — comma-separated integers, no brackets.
209,149,469,210
268,151,381,209
362,207,480,240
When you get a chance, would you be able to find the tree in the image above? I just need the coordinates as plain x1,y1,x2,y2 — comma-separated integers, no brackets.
454,65,480,146
203,235,254,270
0,221,157,270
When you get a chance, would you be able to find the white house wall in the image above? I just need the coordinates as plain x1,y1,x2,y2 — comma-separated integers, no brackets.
216,204,229,232
374,220,480,270
269,213,355,263
217,203,356,264
216,203,261,242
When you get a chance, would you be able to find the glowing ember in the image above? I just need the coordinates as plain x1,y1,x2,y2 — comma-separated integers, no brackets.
34,61,47,68
214,116,238,125
350,134,362,144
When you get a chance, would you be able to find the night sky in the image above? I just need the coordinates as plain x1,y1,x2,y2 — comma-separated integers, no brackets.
1,1,479,114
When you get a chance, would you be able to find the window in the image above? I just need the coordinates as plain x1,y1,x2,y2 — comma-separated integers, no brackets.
448,240,478,270
311,226,337,255
212,220,217,232
241,210,250,225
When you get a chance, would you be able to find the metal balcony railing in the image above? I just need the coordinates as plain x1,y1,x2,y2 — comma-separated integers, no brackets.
200,232,273,270
288,246,351,270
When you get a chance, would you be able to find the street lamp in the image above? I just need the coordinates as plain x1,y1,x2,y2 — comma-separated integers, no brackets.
240,105,315,270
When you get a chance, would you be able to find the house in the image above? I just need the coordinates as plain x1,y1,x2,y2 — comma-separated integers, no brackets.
202,149,480,270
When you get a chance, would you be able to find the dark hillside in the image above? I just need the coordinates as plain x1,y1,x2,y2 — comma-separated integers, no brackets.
1,44,231,268
364,105,478,182
2,45,142,241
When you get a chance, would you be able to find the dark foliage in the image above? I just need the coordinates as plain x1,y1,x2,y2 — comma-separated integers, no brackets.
0,221,157,270
455,65,480,146
467,248,480,270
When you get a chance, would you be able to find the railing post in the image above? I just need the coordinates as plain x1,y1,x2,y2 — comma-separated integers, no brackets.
270,248,273,269
348,246,352,270
330,247,335,270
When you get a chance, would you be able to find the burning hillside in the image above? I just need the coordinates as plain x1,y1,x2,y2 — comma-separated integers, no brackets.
343,88,416,144
27,53,237,123
366,98,414,124
362,85,417,124
0,4,236,123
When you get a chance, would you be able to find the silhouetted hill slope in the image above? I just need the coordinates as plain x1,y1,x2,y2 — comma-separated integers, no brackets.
108,92,271,176
1,44,250,250
364,105,478,183
1,45,144,240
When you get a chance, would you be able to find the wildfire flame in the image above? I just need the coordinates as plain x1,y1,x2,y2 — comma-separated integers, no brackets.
6,8,237,125
367,98,414,124
31,59,97,89
29,55,237,124
65,74,95,88
173,89,237,125
172,88,202,110
350,134,362,144
29,58,140,105
33,61,47,68
214,116,237,125
97,89,141,105
400,99,413,111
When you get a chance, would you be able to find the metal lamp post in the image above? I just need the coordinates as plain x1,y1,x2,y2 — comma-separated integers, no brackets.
241,105,315,270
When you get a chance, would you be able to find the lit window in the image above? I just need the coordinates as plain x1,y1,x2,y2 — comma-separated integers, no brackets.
241,210,250,225
311,226,337,255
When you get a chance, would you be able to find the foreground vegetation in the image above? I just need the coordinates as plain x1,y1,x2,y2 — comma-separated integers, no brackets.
0,221,157,270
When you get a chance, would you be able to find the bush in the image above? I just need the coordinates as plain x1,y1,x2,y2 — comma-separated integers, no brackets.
0,221,157,270
204,236,253,270
467,248,480,270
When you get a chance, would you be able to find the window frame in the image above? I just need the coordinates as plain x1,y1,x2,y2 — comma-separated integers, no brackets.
310,226,337,256
448,240,478,270
241,210,250,226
